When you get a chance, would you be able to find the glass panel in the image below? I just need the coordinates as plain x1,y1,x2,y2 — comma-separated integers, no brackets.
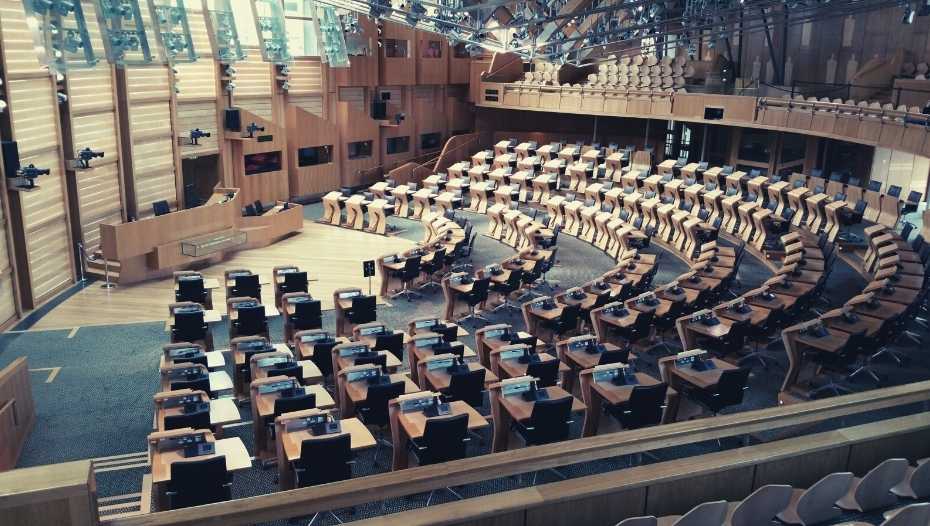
738,129,771,163
229,0,258,47
780,133,806,164
297,145,333,167
384,39,408,58
348,140,373,159
386,137,410,155
421,133,442,150
285,18,318,57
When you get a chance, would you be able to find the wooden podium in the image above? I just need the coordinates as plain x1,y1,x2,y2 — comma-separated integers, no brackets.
99,188,303,284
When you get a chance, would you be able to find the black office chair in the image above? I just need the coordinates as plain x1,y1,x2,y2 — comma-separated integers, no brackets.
232,274,261,302
687,368,751,416
175,278,207,305
409,413,470,505
527,359,560,388
281,271,308,295
354,353,387,372
391,256,423,301
542,303,581,339
357,381,405,465
701,319,751,361
292,300,322,331
513,396,574,464
612,311,654,346
169,375,211,395
165,455,232,509
805,333,865,398
418,249,447,292
268,362,302,382
234,305,267,337
346,295,377,325
374,332,405,361
606,383,668,430
536,224,561,249
294,433,352,487
431,323,460,343
443,368,486,408
647,301,685,355
164,407,211,431
459,278,491,325
308,339,337,379
491,269,524,313
153,200,171,217
172,311,207,343
267,393,317,439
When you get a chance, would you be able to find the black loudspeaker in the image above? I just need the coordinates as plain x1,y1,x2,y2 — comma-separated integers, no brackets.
380,91,391,101
371,101,387,120
224,108,242,131
1,141,20,178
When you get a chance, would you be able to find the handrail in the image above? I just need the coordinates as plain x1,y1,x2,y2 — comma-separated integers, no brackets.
107,380,930,526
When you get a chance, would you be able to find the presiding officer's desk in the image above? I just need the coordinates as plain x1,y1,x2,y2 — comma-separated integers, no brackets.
147,427,251,510
152,389,241,433
336,364,420,417
249,376,336,459
100,189,302,284
489,377,585,452
389,392,490,470
274,408,376,490
578,365,679,436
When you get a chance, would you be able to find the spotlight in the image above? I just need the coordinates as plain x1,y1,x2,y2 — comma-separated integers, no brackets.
903,4,915,23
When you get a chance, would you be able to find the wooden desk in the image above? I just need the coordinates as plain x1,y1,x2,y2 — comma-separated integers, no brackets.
657,357,736,420
334,350,403,374
275,412,376,490
824,313,883,337
493,352,570,381
490,385,585,452
229,303,280,321
250,380,336,457
677,316,733,350
418,361,498,392
340,373,420,417
155,397,241,432
852,300,908,320
579,370,679,436
149,436,251,485
174,277,220,291
224,275,272,289
164,308,222,332
390,400,490,470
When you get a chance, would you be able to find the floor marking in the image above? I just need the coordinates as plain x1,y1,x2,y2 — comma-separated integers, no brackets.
67,327,79,338
29,367,62,383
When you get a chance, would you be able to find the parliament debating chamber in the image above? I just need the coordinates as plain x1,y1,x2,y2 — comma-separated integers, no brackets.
9,2,930,526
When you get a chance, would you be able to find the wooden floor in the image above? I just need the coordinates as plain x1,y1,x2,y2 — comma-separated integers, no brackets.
29,221,414,330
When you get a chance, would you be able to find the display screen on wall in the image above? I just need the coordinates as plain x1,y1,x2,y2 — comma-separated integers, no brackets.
244,151,282,175
348,140,373,159
421,132,442,150
298,145,334,167
386,136,410,155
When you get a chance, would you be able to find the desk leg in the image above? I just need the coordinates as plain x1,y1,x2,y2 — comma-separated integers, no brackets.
662,387,681,424
389,405,409,470
579,375,600,437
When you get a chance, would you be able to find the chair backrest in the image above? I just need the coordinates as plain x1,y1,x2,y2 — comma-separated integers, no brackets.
525,396,573,445
234,274,261,299
905,459,930,499
268,363,302,381
174,311,206,341
882,503,930,526
273,393,316,418
558,303,581,330
310,341,337,377
430,249,447,270
672,500,728,526
614,517,657,526
283,271,308,293
236,305,267,335
853,458,910,511
599,348,630,365
713,367,750,407
623,383,668,429
729,484,793,526
505,269,524,290
402,256,422,281
169,376,210,394
177,279,205,302
167,455,230,509
361,381,406,427
164,407,211,431
471,278,491,302
355,353,387,371
448,368,486,408
294,300,322,330
348,295,377,324
295,433,352,486
794,472,854,525
418,413,470,465
527,359,560,387
374,332,405,360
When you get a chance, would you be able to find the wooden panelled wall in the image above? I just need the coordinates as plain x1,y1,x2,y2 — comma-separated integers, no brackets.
738,5,930,85
0,0,74,311
175,1,220,160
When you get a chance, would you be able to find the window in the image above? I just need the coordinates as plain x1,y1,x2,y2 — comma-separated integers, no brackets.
453,42,469,58
421,132,442,150
384,39,408,58
348,140,373,159
297,145,333,167
386,136,410,155
422,40,442,58
244,151,282,175
738,130,771,163
229,0,258,47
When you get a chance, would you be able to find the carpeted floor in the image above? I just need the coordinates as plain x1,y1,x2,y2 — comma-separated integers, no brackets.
2,202,929,525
